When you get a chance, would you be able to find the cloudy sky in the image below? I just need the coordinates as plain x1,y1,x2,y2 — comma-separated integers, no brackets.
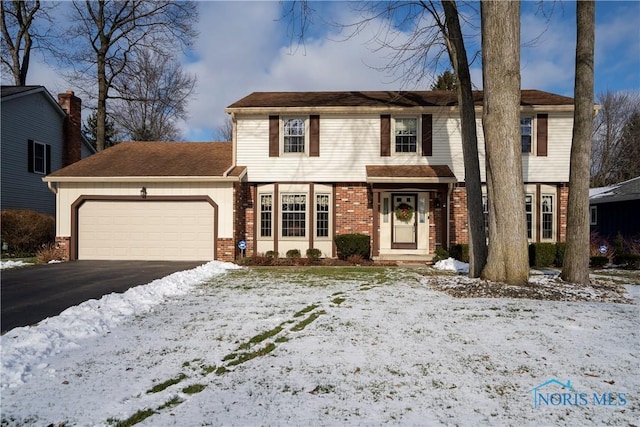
16,1,640,142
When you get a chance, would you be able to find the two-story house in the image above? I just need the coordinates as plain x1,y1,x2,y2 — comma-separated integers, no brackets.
1,86,96,216
45,90,573,262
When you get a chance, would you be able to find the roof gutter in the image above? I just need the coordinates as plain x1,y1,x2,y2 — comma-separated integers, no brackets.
45,180,58,194
42,176,243,183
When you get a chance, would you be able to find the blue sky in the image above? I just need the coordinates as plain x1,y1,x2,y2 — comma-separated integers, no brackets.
15,1,640,141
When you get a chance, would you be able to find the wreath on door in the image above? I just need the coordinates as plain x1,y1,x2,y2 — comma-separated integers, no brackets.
395,202,414,223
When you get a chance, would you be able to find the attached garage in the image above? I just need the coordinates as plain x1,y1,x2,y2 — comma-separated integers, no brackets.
43,142,246,262
77,200,215,261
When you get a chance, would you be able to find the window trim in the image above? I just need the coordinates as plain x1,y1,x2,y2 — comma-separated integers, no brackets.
392,116,419,154
590,205,597,226
280,193,307,239
315,193,331,239
259,193,273,238
540,193,555,241
525,193,535,241
28,139,51,175
521,116,534,154
281,117,308,155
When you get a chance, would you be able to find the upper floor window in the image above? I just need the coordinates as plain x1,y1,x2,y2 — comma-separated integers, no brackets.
395,118,417,153
521,117,533,153
283,118,305,153
28,139,51,175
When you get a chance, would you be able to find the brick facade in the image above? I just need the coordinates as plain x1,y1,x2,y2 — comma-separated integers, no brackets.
216,238,236,262
334,183,373,236
55,236,71,261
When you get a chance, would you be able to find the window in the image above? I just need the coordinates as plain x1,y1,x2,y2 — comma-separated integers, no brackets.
395,118,417,153
541,194,554,239
260,194,273,237
521,117,533,153
282,194,306,237
316,194,330,238
590,206,597,225
482,195,489,236
28,140,50,175
283,118,305,153
525,194,533,240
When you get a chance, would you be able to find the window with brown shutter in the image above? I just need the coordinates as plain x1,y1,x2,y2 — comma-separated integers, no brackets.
380,115,391,156
536,114,548,157
422,114,433,156
269,115,279,157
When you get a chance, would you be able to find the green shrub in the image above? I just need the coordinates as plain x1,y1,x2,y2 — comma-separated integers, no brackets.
613,254,640,270
590,256,609,268
1,210,55,257
306,248,322,261
554,242,566,267
334,234,370,260
529,242,556,267
286,249,301,260
449,244,469,263
433,247,449,262
265,250,279,259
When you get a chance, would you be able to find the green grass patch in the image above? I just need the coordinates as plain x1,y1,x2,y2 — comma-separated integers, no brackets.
157,396,184,410
222,353,237,361
293,304,319,318
227,343,276,366
332,297,346,305
182,384,206,395
291,311,326,332
110,408,156,427
238,325,284,350
215,366,229,376
200,364,217,375
147,373,187,394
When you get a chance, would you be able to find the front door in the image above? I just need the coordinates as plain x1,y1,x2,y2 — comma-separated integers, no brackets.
392,194,417,249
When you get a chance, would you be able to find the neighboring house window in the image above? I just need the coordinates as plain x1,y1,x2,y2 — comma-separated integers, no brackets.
482,194,489,236
283,118,305,153
282,194,306,237
395,118,417,153
316,194,330,238
260,194,273,237
541,194,554,240
521,117,533,153
525,194,534,240
28,140,51,175
590,206,597,225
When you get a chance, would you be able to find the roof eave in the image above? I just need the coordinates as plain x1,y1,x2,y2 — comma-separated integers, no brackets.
43,175,242,183
366,176,458,184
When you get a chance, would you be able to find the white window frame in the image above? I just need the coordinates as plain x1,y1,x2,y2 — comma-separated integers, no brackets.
259,193,273,239
281,193,307,239
393,117,419,154
590,205,597,226
541,193,555,241
315,193,331,239
282,117,308,155
33,141,48,175
525,193,535,241
521,116,533,154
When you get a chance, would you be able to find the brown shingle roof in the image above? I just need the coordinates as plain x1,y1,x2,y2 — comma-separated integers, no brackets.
46,141,236,178
366,165,457,182
227,90,574,109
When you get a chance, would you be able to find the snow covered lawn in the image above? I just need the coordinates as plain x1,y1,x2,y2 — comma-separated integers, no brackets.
1,262,638,426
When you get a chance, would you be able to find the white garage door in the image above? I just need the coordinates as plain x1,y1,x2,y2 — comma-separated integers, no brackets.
78,200,215,261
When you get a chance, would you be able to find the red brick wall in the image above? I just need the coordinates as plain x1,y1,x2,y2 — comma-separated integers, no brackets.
57,90,82,166
334,183,373,236
558,184,568,242
450,185,469,245
216,238,235,261
55,236,71,261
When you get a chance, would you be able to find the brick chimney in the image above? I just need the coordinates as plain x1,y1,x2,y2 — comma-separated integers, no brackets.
57,90,82,167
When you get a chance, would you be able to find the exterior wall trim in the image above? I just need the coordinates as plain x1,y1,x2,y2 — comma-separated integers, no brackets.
69,195,219,261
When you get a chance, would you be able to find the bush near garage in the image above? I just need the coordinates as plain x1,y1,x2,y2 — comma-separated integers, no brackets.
334,234,370,260
1,210,55,257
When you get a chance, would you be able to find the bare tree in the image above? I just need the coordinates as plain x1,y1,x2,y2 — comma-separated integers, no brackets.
0,0,56,85
110,49,196,142
480,1,529,286
216,116,234,142
591,90,640,187
562,0,595,285
62,0,197,150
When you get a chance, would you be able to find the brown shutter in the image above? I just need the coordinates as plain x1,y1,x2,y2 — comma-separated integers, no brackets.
422,114,433,156
27,139,34,172
380,115,391,156
536,114,548,157
309,115,320,157
46,144,52,174
269,115,279,157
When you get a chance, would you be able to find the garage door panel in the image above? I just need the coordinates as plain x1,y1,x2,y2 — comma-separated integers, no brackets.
78,201,215,261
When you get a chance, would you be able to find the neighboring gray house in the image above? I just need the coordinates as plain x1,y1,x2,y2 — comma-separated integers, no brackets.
1,86,96,216
590,176,640,240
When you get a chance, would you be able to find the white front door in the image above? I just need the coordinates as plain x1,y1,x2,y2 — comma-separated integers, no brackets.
392,194,417,249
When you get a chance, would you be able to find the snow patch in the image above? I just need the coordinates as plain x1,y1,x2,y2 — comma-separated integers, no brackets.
433,257,470,274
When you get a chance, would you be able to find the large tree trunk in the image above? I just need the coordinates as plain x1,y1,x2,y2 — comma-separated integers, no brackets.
562,0,595,284
442,0,487,278
480,1,529,286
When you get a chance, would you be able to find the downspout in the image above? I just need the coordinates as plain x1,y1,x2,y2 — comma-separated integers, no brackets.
46,180,58,194
223,112,237,177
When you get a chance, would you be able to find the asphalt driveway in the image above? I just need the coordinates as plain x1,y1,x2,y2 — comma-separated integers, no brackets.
1,260,205,333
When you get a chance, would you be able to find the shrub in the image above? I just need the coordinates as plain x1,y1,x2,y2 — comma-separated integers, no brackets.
613,254,640,270
433,247,449,262
306,248,322,261
286,249,301,260
529,243,556,267
590,232,614,258
590,256,609,268
36,243,65,264
334,234,370,260
1,210,55,257
347,254,364,265
554,242,566,267
449,244,469,263
265,250,279,259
